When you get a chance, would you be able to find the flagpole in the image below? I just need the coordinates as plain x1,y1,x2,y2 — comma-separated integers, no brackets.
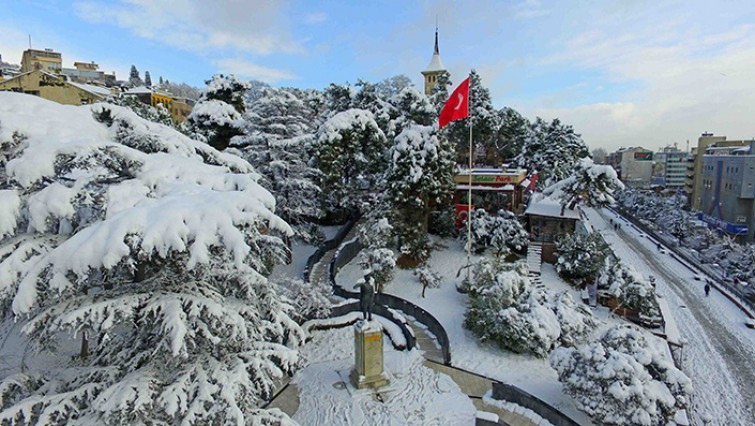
467,75,473,288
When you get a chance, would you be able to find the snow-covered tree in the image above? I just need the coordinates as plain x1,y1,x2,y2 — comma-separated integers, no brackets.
428,71,452,114
550,325,692,426
144,71,152,87
463,209,529,256
386,125,455,266
598,260,661,319
415,264,441,298
107,94,175,127
234,87,323,242
445,70,499,164
543,157,624,209
357,217,396,293
494,107,530,160
465,260,596,357
0,93,304,425
128,65,142,87
322,83,355,116
314,109,387,218
516,117,590,188
556,231,612,287
186,74,250,151
388,86,435,138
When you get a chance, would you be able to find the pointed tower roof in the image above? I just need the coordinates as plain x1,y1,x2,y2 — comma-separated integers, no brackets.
423,27,445,73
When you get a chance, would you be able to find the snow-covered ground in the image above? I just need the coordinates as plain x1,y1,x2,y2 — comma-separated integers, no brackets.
337,239,634,425
293,327,477,425
589,207,755,425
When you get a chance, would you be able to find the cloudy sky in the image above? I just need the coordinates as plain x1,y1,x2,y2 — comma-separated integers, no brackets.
2,0,755,152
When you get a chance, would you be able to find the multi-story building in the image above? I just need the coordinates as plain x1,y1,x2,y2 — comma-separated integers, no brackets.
688,133,748,210
698,142,755,241
61,61,116,86
20,48,62,73
0,70,109,105
124,86,194,123
653,145,690,188
606,147,653,187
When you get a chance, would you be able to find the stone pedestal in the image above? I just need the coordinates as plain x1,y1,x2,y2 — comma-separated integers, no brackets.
351,320,390,389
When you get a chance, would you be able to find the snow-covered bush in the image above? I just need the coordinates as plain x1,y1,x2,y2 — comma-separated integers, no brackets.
0,93,303,425
556,231,611,286
276,277,332,321
599,260,661,319
550,325,692,425
542,157,624,209
186,74,249,151
357,217,396,293
463,209,528,256
465,260,595,357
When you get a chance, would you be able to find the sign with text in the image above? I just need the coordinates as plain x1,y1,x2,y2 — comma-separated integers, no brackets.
634,152,653,161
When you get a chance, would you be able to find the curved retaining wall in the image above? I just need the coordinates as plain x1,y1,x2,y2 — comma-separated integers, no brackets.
330,238,452,365
302,217,360,282
491,383,580,426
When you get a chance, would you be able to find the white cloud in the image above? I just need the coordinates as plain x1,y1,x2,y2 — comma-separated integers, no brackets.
214,58,295,83
74,0,303,56
305,12,327,24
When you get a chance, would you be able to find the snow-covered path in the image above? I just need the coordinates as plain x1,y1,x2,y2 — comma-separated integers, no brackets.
589,208,755,425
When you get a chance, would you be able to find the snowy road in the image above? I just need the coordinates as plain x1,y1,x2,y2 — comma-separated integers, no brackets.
590,208,755,426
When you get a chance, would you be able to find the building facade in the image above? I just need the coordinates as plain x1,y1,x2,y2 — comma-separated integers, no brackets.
20,48,62,73
689,133,748,210
698,144,755,241
0,70,106,105
607,147,653,187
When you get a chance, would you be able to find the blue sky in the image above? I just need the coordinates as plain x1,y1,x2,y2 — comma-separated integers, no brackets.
2,0,755,152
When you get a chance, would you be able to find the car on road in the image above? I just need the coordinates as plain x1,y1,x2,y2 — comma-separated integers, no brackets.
693,273,704,281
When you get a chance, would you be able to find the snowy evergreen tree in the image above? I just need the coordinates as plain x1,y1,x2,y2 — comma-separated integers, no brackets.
354,80,393,134
445,70,499,164
0,93,304,425
495,107,530,160
598,260,661,319
550,325,692,426
357,217,396,293
463,209,529,256
388,86,436,138
144,71,152,87
158,75,164,86
322,83,355,116
128,65,142,87
234,87,323,242
556,231,612,286
386,125,455,266
314,109,387,218
465,260,596,357
516,118,590,188
186,74,250,151
428,71,452,114
543,157,624,209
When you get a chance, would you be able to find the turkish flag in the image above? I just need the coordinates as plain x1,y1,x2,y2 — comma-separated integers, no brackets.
439,77,469,129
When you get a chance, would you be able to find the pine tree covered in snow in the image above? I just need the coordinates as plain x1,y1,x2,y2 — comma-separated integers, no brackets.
186,74,249,151
465,260,596,357
357,217,396,293
322,83,355,116
495,107,530,160
234,87,323,242
463,209,529,256
428,71,452,114
0,93,304,425
556,231,612,286
598,260,661,319
543,157,624,209
386,125,455,266
144,71,152,87
550,325,692,426
445,70,499,164
314,109,387,218
388,86,436,138
128,65,142,88
516,118,590,188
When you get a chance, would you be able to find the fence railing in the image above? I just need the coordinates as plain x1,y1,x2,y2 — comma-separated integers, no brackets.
491,383,581,426
330,237,452,365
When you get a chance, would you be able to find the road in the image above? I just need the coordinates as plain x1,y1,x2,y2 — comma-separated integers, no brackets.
590,208,755,426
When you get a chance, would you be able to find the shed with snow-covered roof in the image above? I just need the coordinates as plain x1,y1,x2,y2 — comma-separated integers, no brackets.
524,198,584,263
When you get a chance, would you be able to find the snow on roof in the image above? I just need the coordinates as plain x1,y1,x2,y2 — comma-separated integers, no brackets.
524,199,581,219
124,85,152,94
424,53,445,72
69,82,111,97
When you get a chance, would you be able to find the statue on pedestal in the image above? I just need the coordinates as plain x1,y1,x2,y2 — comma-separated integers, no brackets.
353,277,375,321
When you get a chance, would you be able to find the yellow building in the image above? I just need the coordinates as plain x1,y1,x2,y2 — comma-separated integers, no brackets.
125,86,193,123
21,48,62,73
0,70,108,105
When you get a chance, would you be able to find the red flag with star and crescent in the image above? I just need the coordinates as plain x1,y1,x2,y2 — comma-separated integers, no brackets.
439,77,470,129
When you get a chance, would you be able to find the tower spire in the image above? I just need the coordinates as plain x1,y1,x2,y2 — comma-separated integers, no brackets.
434,16,439,55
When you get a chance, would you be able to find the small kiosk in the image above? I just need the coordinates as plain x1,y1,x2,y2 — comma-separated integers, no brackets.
453,168,529,223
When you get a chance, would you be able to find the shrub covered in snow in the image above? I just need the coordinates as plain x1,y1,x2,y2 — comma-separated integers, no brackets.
0,93,304,425
599,260,661,319
186,74,249,151
415,264,441,298
463,209,529,256
556,231,611,286
465,259,596,357
550,325,692,426
542,157,624,209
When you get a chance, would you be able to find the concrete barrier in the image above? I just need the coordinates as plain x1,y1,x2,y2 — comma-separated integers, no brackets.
491,382,580,426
